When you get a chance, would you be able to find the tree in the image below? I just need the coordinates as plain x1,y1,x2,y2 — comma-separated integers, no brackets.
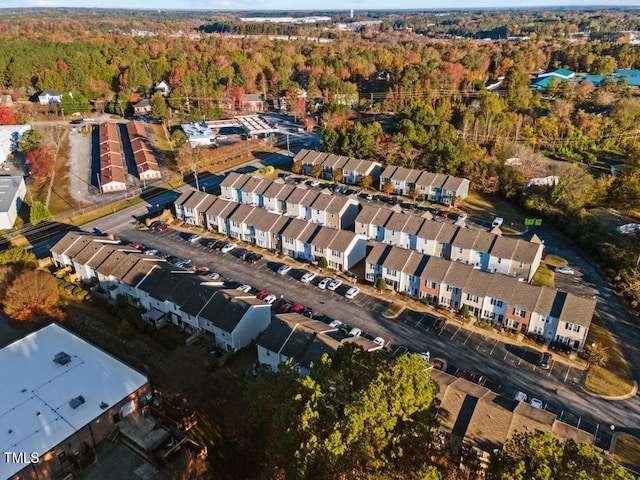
291,160,303,175
504,66,532,112
332,168,343,184
0,106,17,125
317,256,328,269
106,92,130,117
175,143,207,191
0,247,37,270
169,129,187,150
585,342,609,367
3,270,59,318
486,430,635,480
17,129,40,154
59,93,91,115
360,175,372,190
246,344,439,480
376,277,387,290
26,145,54,178
382,181,394,195
29,201,54,225
311,164,322,179
150,91,169,122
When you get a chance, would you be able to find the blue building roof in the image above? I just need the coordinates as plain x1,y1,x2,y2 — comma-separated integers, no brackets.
614,69,640,77
576,75,607,86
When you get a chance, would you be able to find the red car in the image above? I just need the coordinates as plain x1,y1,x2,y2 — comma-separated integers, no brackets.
280,302,294,313
156,223,168,232
256,290,270,300
291,303,305,313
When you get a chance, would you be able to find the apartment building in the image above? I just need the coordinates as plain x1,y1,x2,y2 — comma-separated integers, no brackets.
379,165,470,205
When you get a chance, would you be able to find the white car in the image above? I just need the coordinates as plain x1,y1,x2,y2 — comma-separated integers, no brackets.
529,398,544,409
327,278,342,291
373,337,385,347
144,248,160,256
419,351,431,361
277,264,292,275
187,233,201,243
555,266,575,275
204,272,221,280
236,284,252,293
457,213,468,221
513,391,527,402
491,216,504,229
300,271,317,283
221,242,237,253
366,194,373,200
310,180,320,187
317,277,331,289
349,327,362,337
344,287,360,299
263,294,277,304
329,320,344,328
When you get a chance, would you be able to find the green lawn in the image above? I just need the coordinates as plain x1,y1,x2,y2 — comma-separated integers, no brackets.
584,313,635,397
614,434,640,471
458,192,531,234
542,254,568,268
532,263,554,287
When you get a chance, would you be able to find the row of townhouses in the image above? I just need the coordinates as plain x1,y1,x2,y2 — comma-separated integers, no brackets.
50,232,272,352
355,205,544,281
98,122,126,192
379,165,470,205
175,190,367,271
220,172,361,229
293,148,382,186
127,121,162,182
366,243,595,350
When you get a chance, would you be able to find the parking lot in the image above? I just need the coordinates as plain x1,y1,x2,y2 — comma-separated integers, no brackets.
112,223,614,448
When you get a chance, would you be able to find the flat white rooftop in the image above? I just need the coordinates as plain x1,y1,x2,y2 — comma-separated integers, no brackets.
0,323,148,479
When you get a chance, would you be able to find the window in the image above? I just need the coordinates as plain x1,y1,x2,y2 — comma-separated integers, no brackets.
285,237,294,245
507,319,519,328
514,307,526,318
387,268,397,276
315,246,323,253
490,299,504,307
532,325,544,335
441,297,451,306
459,247,463,253
565,322,581,332
426,280,436,289
447,285,458,294
466,293,479,302
497,257,502,264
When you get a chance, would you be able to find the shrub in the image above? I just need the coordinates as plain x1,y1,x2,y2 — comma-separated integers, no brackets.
317,257,328,269
72,286,84,296
376,277,387,290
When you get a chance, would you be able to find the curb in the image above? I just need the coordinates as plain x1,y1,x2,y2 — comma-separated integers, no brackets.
581,380,638,401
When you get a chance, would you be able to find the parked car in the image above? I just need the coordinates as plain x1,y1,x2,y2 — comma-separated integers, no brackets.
529,398,544,409
513,391,527,402
148,221,163,231
204,272,221,280
433,317,446,332
221,242,237,253
291,303,304,313
300,271,317,283
277,264,292,275
256,290,270,300
301,307,314,318
456,371,486,386
329,320,343,328
236,284,252,293
373,337,385,347
457,213,468,221
349,327,362,337
187,233,202,243
491,216,504,229
235,249,250,260
144,248,161,256
204,239,217,249
555,266,575,275
263,294,277,304
344,287,360,299
538,352,553,369
246,253,263,263
327,278,342,291
318,277,331,289
366,194,373,200
156,223,168,232
420,351,431,361
280,302,294,313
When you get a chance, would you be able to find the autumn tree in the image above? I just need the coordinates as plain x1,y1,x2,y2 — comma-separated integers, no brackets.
585,342,609,368
360,175,373,189
0,106,17,125
311,164,322,178
332,168,343,184
0,247,37,271
175,142,207,191
291,160,303,174
26,145,54,178
3,270,59,318
486,430,634,480
382,181,394,195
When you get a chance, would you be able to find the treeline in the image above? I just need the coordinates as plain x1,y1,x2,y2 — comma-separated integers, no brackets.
198,21,308,37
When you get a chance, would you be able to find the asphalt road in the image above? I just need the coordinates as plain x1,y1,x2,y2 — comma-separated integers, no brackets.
83,221,639,451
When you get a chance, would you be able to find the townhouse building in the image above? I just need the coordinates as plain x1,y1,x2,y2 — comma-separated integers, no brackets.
98,122,126,192
174,192,367,271
50,232,271,352
366,243,595,350
293,148,382,185
355,206,543,281
379,165,470,205
220,172,361,229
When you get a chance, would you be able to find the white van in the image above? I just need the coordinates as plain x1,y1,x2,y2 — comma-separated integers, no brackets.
491,217,504,229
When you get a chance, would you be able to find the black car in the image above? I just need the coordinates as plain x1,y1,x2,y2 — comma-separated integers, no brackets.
246,253,263,263
148,220,163,231
70,119,84,125
234,248,250,260
301,307,314,318
433,317,446,332
538,353,553,369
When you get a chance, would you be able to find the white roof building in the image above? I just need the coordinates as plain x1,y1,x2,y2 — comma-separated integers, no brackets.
0,324,148,480
0,175,26,229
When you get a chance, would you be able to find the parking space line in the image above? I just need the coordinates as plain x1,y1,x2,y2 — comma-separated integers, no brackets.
503,350,509,361
489,339,498,356
463,332,473,345
449,326,461,340
564,367,571,383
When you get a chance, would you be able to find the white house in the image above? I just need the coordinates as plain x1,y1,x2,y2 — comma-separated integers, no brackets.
0,175,26,229
38,88,64,105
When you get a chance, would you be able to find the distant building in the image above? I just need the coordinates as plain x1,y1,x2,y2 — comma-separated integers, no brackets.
0,94,13,107
0,124,30,165
153,80,170,96
133,98,152,115
379,165,470,205
0,323,149,480
37,88,64,105
0,175,26,229
531,69,575,91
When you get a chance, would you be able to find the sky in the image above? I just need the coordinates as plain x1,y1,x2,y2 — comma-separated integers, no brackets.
2,0,640,10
